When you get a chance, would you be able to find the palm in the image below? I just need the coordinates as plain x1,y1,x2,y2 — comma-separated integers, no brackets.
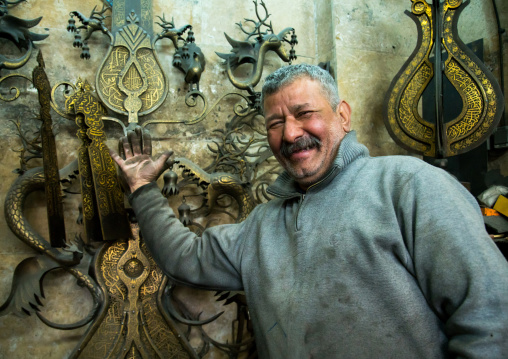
122,154,164,186
109,128,172,193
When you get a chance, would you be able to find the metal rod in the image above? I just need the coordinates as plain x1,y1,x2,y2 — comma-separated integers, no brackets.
491,0,506,127
434,0,444,158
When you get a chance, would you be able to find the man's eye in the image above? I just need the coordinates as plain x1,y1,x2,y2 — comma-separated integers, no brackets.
298,111,312,117
267,121,283,129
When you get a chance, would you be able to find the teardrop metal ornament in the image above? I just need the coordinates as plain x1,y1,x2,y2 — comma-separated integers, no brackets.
95,3,169,126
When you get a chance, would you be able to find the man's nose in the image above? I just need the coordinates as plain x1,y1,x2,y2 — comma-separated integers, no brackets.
282,117,304,143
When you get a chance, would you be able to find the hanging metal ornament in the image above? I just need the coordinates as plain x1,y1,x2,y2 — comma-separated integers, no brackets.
162,167,179,197
178,199,192,226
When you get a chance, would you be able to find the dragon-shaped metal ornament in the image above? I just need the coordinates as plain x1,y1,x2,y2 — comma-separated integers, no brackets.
216,0,297,101
0,61,100,334
0,0,48,72
384,0,504,158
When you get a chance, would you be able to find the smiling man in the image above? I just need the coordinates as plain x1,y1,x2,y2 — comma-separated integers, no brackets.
264,74,351,189
111,64,508,358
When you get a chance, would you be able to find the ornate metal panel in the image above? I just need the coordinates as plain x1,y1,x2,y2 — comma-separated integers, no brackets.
384,0,504,158
95,0,169,125
66,80,131,241
70,224,195,359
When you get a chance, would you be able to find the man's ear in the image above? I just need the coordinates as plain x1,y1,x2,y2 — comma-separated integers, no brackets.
336,100,351,132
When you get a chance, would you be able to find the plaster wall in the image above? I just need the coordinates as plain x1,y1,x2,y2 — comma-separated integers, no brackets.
0,0,506,358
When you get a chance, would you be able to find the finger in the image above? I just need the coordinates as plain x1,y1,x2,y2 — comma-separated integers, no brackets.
129,130,142,156
135,126,144,153
118,139,125,159
122,135,132,159
109,148,124,167
142,130,152,156
155,151,173,173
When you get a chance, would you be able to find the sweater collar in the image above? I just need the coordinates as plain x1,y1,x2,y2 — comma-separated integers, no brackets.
266,131,369,198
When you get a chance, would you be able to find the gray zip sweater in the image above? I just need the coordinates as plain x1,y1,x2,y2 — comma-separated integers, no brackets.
130,131,508,358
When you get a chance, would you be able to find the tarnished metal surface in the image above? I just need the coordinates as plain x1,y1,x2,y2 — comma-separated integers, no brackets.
32,51,67,248
3,166,81,266
384,0,504,158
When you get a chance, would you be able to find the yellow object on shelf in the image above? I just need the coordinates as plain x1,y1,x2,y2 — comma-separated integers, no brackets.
493,195,508,217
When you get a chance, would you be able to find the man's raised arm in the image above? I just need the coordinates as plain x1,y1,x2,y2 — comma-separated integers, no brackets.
108,128,245,291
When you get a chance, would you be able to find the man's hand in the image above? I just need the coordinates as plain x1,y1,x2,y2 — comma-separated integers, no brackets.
109,127,172,194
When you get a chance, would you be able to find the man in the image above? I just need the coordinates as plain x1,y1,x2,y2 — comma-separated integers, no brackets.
110,64,508,358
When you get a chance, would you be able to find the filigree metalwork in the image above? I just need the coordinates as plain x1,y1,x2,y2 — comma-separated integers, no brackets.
71,224,195,359
65,78,131,242
0,73,31,101
216,0,297,96
93,2,170,127
441,0,502,155
384,0,504,157
141,92,252,128
1,0,301,357
1,93,198,358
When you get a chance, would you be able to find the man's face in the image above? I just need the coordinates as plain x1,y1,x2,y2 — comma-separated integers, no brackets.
264,77,351,190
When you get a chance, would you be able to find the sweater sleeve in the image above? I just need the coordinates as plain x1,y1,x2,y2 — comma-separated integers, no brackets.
129,182,246,291
398,166,508,358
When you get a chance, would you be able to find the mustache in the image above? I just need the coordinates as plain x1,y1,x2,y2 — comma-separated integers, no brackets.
280,135,321,158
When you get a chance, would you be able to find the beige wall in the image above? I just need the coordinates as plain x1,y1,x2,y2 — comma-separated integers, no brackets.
0,0,506,357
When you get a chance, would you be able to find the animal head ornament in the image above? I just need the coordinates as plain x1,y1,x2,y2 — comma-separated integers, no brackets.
216,0,297,95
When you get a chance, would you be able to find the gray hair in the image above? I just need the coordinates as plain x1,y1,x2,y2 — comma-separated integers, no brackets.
260,63,340,114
